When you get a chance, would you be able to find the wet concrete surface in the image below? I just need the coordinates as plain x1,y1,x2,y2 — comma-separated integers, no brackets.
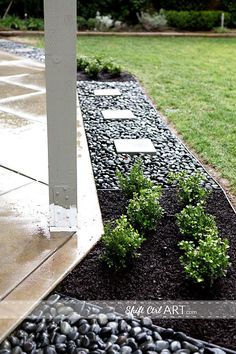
0,180,73,301
0,116,48,183
5,71,46,90
0,48,103,341
0,92,46,121
0,167,32,196
0,64,42,77
0,51,60,300
0,52,20,61
0,81,36,99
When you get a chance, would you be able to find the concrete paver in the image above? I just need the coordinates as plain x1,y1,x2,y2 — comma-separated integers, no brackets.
0,92,46,121
0,181,73,301
0,236,78,343
0,81,37,99
102,109,136,120
0,115,48,183
94,88,121,96
5,71,46,90
0,167,32,196
0,52,20,61
0,111,30,127
0,64,42,77
114,138,156,155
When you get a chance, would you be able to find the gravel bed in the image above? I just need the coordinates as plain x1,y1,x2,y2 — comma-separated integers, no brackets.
1,294,234,354
0,39,45,62
78,81,218,190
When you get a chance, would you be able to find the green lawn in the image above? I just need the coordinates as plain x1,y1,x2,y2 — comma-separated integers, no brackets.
34,35,236,193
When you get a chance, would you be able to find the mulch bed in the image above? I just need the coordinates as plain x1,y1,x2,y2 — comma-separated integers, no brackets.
57,188,236,349
77,71,135,82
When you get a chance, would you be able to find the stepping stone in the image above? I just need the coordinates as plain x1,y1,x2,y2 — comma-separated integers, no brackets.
94,89,121,96
114,139,156,155
102,109,136,120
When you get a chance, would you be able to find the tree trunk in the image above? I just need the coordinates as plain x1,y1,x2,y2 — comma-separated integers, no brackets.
3,0,13,18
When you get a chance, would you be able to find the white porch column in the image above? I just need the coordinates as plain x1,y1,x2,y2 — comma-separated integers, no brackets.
44,0,77,232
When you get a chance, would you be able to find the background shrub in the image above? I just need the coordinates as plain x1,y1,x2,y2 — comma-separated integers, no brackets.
176,204,218,240
0,15,26,30
116,159,154,199
77,16,87,30
25,17,44,30
87,18,96,30
127,186,163,232
137,10,167,30
102,215,145,270
0,15,44,30
0,0,235,28
165,10,231,30
179,234,230,285
168,171,210,206
78,0,147,24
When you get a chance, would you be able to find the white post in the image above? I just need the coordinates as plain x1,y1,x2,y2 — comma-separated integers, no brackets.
221,12,225,29
44,0,78,232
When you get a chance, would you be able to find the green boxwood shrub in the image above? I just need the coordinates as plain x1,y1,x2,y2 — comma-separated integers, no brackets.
77,56,90,71
179,234,230,285
101,58,122,75
168,171,210,206
116,159,154,199
77,55,122,78
165,10,231,30
77,16,87,30
127,186,164,232
87,18,96,30
102,215,145,270
84,59,102,78
176,204,218,240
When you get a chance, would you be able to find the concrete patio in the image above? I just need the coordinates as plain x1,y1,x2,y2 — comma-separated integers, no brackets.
0,50,103,341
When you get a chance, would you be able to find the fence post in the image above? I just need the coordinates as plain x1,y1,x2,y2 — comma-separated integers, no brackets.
44,0,77,232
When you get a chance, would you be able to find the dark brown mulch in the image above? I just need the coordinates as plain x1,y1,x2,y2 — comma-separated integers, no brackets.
57,189,236,349
77,70,136,82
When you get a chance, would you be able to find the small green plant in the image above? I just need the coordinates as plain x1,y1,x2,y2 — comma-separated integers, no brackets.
102,215,145,270
102,58,122,76
84,59,102,78
168,171,210,206
176,204,218,240
127,186,163,232
77,55,122,78
77,56,90,71
116,160,154,199
179,234,230,285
